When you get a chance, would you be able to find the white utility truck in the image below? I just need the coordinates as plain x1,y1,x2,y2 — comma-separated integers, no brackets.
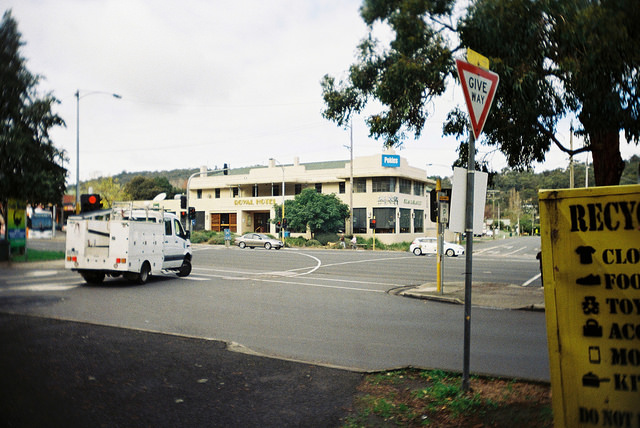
65,201,192,284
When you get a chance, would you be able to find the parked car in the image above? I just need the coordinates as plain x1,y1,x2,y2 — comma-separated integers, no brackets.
235,233,284,250
409,237,465,257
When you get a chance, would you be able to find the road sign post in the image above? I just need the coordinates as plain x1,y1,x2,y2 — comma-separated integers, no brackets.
455,57,499,391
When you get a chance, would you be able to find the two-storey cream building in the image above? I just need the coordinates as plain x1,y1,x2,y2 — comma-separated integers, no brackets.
162,151,437,244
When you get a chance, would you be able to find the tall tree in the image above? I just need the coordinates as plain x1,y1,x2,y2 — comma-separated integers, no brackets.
123,176,176,200
280,188,350,236
0,10,66,236
82,177,128,208
321,0,639,186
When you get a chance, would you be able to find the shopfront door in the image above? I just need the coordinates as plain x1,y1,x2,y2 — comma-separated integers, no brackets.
253,212,270,233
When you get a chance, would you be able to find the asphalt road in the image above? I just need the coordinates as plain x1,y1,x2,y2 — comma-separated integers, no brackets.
1,236,547,381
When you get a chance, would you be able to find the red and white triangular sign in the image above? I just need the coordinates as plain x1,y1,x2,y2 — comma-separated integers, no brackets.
455,59,499,140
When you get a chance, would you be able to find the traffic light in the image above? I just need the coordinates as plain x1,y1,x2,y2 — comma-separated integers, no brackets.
430,188,451,223
180,195,187,209
430,189,438,223
188,207,196,220
80,194,102,212
282,217,287,229
369,218,376,229
275,221,281,232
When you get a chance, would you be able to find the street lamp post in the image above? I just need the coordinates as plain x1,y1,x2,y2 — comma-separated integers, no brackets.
269,158,285,238
75,90,122,212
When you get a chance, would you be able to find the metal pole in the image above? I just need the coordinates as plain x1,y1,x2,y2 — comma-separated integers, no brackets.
436,179,443,294
349,121,354,235
281,165,285,239
75,90,80,213
74,90,121,213
462,131,475,392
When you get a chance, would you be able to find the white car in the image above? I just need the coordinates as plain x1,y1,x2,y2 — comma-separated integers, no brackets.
410,237,465,257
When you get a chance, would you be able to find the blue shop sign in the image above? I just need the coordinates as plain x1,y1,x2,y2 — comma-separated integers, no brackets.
381,154,400,168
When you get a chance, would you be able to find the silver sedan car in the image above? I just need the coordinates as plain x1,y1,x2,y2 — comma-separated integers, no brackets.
235,233,284,250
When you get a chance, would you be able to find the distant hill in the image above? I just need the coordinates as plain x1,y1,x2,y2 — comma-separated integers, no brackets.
95,155,639,197
109,168,200,189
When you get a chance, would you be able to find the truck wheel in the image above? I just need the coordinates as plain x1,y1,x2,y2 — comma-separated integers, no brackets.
137,262,151,284
264,242,272,250
177,259,192,277
81,271,105,284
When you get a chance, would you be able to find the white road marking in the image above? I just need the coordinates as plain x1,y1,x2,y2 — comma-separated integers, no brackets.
522,273,542,287
5,284,78,292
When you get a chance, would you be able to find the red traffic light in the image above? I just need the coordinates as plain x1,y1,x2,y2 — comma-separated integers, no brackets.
88,195,97,204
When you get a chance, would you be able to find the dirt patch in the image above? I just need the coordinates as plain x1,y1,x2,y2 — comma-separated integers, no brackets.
342,369,552,427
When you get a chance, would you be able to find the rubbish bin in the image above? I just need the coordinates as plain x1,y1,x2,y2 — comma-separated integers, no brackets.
284,231,290,238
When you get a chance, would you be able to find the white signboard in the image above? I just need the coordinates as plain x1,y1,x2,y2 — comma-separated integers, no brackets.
449,167,488,234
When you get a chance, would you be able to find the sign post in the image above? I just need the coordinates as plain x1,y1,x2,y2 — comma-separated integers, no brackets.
540,185,640,427
455,56,499,391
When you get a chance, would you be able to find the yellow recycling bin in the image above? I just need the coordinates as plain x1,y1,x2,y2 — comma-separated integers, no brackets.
539,185,640,427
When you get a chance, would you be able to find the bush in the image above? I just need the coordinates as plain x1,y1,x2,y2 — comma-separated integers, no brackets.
386,241,410,252
305,239,322,247
362,237,385,250
190,230,217,244
314,232,340,246
285,236,307,247
207,233,228,245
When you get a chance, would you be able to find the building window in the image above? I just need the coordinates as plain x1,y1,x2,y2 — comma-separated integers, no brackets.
210,213,237,233
197,189,203,199
295,183,302,195
214,188,220,199
373,207,396,233
272,183,281,197
232,187,239,198
399,179,411,194
399,208,411,233
414,209,424,233
339,182,345,194
352,208,367,234
413,182,425,196
315,183,322,193
353,178,366,193
252,184,259,197
372,177,396,192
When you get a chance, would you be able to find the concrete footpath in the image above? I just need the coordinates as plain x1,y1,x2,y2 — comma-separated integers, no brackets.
400,281,545,311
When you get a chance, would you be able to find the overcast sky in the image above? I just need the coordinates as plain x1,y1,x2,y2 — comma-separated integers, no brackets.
5,0,635,184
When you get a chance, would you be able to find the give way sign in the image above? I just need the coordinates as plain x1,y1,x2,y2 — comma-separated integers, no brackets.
455,59,499,140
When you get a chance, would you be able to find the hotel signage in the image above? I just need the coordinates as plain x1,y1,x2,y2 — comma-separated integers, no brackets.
381,154,400,168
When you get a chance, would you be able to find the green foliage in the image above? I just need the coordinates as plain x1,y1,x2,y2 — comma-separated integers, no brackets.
304,239,322,247
284,236,308,248
281,188,350,235
81,177,128,208
314,232,340,246
0,11,66,210
123,175,180,200
322,0,639,186
190,230,219,244
10,249,64,263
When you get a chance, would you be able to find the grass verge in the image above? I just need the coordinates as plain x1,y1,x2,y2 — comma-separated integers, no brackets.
9,249,65,263
342,368,552,427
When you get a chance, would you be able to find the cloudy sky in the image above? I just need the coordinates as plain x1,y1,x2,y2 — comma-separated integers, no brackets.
6,0,633,184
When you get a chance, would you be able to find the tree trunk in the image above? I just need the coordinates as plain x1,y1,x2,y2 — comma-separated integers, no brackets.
589,129,624,186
